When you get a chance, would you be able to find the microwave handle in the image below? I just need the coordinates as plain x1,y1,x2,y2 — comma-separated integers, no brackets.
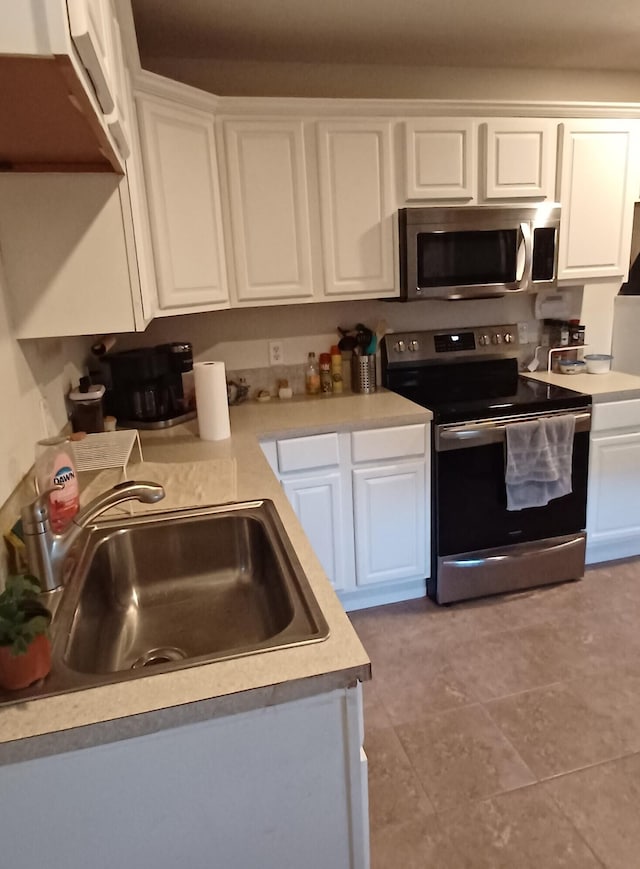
515,222,532,288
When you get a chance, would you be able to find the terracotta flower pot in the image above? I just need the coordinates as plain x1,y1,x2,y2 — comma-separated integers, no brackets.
0,634,51,691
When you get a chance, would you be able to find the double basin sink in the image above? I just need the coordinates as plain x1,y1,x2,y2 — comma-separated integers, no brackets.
1,500,329,704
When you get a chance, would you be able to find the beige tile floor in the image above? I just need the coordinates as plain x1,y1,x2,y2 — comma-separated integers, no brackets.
349,558,640,869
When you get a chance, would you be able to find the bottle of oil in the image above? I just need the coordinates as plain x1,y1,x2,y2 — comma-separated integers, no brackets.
305,352,320,395
319,353,333,394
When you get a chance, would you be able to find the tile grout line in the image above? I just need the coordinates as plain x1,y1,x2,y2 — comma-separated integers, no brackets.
541,778,610,869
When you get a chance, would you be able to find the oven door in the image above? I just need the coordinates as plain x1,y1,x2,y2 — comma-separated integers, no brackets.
432,411,590,602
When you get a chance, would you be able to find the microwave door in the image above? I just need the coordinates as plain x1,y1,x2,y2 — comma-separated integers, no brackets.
411,223,532,300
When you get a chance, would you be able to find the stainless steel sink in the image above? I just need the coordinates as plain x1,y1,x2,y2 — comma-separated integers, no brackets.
0,501,329,704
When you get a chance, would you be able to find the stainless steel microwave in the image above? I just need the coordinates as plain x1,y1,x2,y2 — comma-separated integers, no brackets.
398,204,561,301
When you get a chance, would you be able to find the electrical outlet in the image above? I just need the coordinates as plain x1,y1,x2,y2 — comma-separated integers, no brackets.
269,341,284,366
517,322,529,345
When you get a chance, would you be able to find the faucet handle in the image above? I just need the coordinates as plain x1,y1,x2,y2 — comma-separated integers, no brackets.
21,485,64,534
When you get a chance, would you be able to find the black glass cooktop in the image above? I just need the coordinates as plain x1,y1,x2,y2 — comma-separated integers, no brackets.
383,357,591,424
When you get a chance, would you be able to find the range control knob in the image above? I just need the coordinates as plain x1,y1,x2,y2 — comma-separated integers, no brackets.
492,333,503,345
395,340,406,353
408,340,420,352
504,332,514,344
478,334,490,346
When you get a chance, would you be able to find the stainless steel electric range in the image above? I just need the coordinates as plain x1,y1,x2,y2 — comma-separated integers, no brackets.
381,324,592,604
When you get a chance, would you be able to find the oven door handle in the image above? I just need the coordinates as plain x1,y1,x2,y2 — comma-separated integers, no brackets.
437,411,591,450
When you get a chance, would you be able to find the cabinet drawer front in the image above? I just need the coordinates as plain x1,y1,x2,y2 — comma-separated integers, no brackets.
592,400,640,433
351,424,426,463
277,433,340,473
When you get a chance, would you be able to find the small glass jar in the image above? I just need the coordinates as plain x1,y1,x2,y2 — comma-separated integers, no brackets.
68,381,105,433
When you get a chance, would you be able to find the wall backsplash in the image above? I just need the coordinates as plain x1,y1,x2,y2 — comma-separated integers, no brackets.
110,291,583,396
0,262,91,513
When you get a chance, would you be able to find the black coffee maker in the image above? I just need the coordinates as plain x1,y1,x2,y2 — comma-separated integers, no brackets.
102,342,195,428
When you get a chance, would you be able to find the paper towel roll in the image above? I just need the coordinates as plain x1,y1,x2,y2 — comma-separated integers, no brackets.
194,361,231,441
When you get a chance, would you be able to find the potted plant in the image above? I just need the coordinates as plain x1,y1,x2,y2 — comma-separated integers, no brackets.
0,574,52,691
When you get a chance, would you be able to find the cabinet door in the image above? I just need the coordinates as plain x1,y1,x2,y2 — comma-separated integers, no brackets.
352,461,427,586
136,94,229,312
587,430,640,562
67,0,116,114
557,119,640,281
224,120,314,303
104,7,130,159
316,120,396,298
404,118,476,201
282,472,349,591
484,119,557,200
0,174,143,337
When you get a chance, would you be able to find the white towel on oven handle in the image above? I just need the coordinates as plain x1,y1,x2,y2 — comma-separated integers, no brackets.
504,414,576,511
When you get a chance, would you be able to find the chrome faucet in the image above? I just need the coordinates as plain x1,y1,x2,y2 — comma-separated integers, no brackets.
21,480,166,592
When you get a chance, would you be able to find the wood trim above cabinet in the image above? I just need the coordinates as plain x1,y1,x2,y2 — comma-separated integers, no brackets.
216,95,640,121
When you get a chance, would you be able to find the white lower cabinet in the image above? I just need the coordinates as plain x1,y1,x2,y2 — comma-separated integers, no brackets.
586,399,640,564
264,422,430,610
352,461,427,586
0,686,369,869
282,471,351,591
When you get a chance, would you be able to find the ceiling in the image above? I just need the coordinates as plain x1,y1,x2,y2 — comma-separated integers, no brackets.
131,0,640,72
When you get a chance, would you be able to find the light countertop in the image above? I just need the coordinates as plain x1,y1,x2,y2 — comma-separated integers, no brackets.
0,390,430,763
523,369,640,402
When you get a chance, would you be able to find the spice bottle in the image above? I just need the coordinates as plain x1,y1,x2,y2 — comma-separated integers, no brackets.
319,353,332,394
330,345,343,394
305,352,320,395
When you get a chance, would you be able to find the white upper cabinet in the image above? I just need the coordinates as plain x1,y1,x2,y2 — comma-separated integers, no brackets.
0,174,147,337
136,94,229,313
557,119,640,281
405,118,477,201
224,120,314,304
483,119,557,200
405,117,558,204
316,120,396,298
